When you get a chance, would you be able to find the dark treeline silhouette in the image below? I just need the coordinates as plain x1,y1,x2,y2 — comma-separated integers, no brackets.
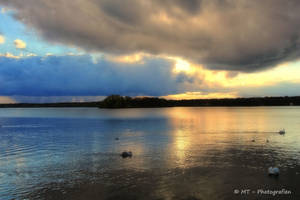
98,95,300,108
1,95,300,108
98,95,170,108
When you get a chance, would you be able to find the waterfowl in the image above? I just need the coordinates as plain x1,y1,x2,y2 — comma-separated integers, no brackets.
121,151,132,158
279,129,285,135
268,167,280,176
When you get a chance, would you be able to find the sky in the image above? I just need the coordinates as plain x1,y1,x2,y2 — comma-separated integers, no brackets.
0,0,300,103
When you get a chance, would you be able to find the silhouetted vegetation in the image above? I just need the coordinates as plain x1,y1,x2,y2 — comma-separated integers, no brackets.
98,95,170,108
170,96,300,107
1,95,300,108
98,95,300,108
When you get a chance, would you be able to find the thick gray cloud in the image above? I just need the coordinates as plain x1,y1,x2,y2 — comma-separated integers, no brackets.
1,0,300,71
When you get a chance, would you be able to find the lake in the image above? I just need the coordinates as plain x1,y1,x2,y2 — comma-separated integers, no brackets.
0,107,299,200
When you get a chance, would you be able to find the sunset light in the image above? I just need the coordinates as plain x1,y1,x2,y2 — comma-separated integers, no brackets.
1,1,300,199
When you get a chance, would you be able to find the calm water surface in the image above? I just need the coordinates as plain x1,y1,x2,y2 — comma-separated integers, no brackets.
0,107,300,200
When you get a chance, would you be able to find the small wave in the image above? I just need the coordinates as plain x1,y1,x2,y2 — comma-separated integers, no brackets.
1,125,51,128
223,131,278,134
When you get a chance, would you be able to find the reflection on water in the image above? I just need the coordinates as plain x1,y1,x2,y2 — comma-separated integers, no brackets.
0,107,300,199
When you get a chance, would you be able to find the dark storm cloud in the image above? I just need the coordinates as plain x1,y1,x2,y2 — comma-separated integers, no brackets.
0,55,191,96
1,0,300,71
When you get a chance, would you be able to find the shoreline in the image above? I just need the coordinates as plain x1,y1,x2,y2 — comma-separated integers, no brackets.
0,96,300,108
0,105,299,109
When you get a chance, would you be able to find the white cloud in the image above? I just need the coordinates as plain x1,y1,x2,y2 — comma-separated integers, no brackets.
0,52,37,59
14,39,26,49
0,52,20,59
0,35,5,44
1,7,8,14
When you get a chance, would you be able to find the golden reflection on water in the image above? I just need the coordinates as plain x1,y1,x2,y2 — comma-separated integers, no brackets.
173,129,190,167
162,107,297,169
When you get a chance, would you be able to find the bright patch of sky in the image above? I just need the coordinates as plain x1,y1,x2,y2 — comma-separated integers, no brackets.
0,7,79,56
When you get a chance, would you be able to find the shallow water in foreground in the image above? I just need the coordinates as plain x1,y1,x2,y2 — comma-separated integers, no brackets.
0,107,300,200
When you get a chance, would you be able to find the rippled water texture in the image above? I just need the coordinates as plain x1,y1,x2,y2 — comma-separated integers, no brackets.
0,107,299,200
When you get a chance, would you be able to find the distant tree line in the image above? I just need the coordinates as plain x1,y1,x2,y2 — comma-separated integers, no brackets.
170,96,300,107
1,95,300,108
98,95,300,108
98,95,170,108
